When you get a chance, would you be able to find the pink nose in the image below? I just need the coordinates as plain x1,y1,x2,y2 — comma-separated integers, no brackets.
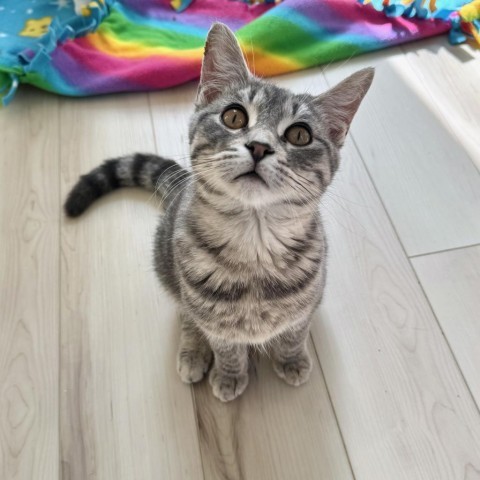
245,141,274,162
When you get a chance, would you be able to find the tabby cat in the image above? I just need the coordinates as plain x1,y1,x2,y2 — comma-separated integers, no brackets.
65,23,374,401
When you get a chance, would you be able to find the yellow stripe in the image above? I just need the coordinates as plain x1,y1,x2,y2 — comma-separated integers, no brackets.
87,32,204,60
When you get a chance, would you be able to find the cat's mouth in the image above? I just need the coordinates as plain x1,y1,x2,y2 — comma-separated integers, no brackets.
234,170,268,187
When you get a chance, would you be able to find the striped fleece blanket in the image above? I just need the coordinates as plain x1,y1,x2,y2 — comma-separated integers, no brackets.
0,0,472,106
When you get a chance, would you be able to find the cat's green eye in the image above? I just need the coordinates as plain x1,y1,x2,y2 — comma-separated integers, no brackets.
285,124,312,146
222,105,248,129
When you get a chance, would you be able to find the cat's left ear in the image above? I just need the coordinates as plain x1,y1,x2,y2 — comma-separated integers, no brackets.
196,23,251,107
314,68,374,148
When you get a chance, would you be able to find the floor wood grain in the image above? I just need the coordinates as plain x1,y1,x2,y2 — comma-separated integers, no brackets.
59,93,203,480
0,90,60,480
322,48,480,257
412,245,480,410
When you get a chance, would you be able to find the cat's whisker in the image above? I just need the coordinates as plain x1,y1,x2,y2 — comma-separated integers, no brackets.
319,202,362,237
321,191,368,234
325,185,372,209
164,179,194,211
160,166,227,207
157,161,223,197
155,160,193,187
161,172,200,206
157,170,192,204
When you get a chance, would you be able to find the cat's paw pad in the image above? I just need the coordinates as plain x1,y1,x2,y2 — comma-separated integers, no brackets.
209,368,249,402
273,353,312,387
177,348,212,384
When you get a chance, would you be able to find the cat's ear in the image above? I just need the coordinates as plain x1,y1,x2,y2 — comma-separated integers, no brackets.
196,23,251,107
314,68,374,147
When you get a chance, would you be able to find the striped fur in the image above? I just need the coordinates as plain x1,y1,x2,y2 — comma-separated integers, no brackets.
65,23,373,402
64,153,186,217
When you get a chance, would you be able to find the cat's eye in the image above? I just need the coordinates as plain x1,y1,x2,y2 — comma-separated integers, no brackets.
285,124,312,146
222,105,248,129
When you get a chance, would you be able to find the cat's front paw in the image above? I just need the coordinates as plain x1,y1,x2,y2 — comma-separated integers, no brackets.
273,352,312,387
177,347,212,384
209,368,249,402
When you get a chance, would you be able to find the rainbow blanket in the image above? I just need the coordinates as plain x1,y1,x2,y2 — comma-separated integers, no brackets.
0,0,475,106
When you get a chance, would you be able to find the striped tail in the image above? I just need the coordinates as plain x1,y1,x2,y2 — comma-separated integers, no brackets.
64,153,188,217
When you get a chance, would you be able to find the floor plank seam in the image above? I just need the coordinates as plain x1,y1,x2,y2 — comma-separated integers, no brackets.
57,98,63,480
190,385,207,480
308,333,358,480
408,242,480,259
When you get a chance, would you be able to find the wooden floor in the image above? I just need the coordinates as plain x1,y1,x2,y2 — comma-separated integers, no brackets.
1,37,480,480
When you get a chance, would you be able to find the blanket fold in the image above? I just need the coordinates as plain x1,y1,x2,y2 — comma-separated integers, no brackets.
0,0,475,107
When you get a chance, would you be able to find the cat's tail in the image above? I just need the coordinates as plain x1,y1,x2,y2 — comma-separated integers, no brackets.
64,153,188,218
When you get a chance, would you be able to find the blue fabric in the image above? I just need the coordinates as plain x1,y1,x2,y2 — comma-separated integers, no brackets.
0,0,111,106
360,0,472,19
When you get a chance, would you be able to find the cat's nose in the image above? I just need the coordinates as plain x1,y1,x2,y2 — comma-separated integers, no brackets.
245,141,274,162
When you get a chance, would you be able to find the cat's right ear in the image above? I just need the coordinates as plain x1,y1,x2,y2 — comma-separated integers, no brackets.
314,68,374,148
196,23,251,107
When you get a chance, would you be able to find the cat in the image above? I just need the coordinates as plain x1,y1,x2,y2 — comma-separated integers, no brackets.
65,23,374,402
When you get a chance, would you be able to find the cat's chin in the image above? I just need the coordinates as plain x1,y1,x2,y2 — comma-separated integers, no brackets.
230,172,274,207
234,171,268,187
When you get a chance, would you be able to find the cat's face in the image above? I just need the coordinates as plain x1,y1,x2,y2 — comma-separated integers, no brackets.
190,81,332,208
189,23,373,209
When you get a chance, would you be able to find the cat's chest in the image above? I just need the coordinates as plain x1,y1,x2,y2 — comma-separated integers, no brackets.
178,210,324,289
180,220,319,281
181,250,325,343
208,211,315,265
177,226,324,340
176,219,325,294
175,210,325,341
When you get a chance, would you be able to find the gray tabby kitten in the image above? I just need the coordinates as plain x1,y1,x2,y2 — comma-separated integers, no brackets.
65,23,374,402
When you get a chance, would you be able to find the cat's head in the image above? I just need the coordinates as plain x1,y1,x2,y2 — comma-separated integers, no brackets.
189,23,373,209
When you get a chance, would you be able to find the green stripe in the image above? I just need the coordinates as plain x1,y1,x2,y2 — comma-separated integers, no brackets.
98,10,204,50
238,18,360,67
22,72,55,93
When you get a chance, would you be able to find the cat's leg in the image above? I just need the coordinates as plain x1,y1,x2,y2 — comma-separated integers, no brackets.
271,321,312,387
177,313,212,383
209,340,249,402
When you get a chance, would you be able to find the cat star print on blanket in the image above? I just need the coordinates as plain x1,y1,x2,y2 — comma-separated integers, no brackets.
0,0,478,107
